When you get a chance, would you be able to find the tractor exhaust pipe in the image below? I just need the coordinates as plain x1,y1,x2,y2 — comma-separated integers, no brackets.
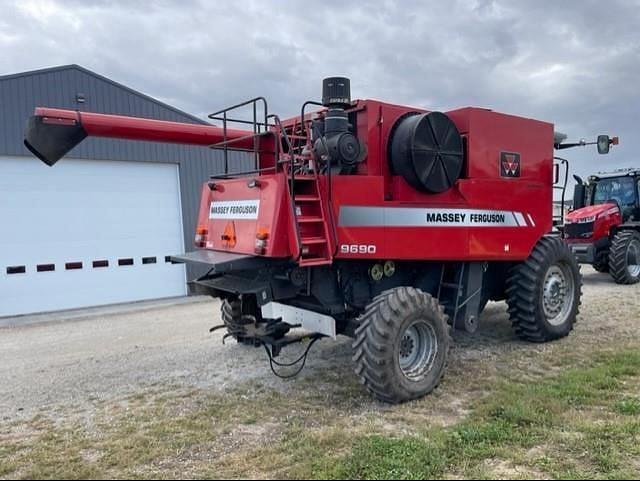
24,107,258,167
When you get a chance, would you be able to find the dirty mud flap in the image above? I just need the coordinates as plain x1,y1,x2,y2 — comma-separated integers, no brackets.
261,302,337,339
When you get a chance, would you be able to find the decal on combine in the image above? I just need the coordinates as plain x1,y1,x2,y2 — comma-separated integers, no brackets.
500,151,521,178
209,200,260,220
339,207,534,228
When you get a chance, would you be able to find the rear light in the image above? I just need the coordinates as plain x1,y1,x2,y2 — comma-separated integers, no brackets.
195,224,208,248
221,222,237,248
255,229,269,255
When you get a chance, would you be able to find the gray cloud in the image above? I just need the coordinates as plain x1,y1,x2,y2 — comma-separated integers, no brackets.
2,0,639,181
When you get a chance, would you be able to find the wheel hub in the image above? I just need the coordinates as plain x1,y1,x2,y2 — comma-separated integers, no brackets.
627,240,640,278
398,321,438,381
542,264,575,326
400,334,416,359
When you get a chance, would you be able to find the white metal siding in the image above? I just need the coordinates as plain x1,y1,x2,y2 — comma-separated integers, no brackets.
0,156,187,317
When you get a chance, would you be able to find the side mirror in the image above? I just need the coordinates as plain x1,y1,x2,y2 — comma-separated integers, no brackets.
597,135,610,154
597,135,619,155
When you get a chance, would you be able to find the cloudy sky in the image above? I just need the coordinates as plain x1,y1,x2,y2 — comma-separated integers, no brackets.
2,0,639,182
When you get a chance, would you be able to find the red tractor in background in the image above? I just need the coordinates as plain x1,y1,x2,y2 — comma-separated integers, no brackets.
564,167,640,284
25,77,601,403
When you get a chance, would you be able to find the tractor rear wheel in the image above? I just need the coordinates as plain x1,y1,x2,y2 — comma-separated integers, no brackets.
609,231,640,285
352,287,449,404
506,237,582,342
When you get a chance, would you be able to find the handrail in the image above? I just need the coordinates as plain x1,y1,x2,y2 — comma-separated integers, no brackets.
554,157,570,225
208,97,269,120
209,166,277,179
208,97,269,174
302,101,339,253
268,113,303,257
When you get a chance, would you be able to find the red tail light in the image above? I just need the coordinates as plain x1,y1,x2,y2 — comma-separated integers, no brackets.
255,228,269,255
195,225,208,248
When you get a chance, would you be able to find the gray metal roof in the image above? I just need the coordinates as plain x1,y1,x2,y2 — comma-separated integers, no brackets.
0,64,206,125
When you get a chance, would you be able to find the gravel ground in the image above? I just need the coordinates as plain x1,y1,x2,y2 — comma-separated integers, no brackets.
1,266,639,421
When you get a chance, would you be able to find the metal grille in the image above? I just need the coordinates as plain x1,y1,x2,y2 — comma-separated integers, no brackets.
565,221,595,239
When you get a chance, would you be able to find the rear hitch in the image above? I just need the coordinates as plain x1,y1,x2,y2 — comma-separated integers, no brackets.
260,333,324,379
212,316,292,345
211,318,324,379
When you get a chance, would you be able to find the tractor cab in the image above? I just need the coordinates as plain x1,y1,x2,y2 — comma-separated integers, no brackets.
568,170,640,230
588,172,640,221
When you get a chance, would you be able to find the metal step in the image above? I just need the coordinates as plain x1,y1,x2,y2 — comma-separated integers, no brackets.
298,216,324,223
299,257,332,266
301,236,327,245
295,195,320,202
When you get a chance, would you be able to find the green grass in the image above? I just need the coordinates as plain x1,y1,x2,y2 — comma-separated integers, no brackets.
615,398,640,416
262,350,640,480
1,350,639,479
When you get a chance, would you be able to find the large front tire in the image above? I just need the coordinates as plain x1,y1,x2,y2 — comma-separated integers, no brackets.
609,231,640,285
506,237,582,342
352,287,450,404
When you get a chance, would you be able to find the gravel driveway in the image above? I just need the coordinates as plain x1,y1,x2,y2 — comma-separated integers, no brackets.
1,267,639,421
0,297,354,420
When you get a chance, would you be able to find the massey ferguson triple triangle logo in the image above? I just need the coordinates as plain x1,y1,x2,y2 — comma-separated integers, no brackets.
500,151,521,178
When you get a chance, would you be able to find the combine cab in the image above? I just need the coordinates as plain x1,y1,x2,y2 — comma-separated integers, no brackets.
25,77,586,403
565,169,640,284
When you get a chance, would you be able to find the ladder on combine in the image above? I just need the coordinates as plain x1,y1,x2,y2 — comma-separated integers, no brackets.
291,172,333,266
437,262,483,333
281,116,333,267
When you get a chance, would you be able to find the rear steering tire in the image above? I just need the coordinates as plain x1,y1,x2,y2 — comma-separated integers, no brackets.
506,237,582,343
221,296,262,346
609,231,640,285
352,287,450,404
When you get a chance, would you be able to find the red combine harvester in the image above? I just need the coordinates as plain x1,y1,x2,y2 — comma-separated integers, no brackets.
25,77,599,403
564,165,639,285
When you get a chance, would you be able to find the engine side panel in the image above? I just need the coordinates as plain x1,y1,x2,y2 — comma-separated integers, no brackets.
330,104,554,262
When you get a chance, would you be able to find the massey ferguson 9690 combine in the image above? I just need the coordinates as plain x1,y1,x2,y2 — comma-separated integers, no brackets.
25,77,605,403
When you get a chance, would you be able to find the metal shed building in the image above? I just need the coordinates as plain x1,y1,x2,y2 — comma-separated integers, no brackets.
0,64,248,317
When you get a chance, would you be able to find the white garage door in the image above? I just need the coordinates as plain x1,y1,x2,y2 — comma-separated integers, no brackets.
0,156,187,317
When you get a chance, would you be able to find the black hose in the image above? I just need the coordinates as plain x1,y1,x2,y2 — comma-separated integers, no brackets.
261,336,322,379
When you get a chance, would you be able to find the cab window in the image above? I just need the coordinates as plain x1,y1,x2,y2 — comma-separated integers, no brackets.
593,177,636,207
